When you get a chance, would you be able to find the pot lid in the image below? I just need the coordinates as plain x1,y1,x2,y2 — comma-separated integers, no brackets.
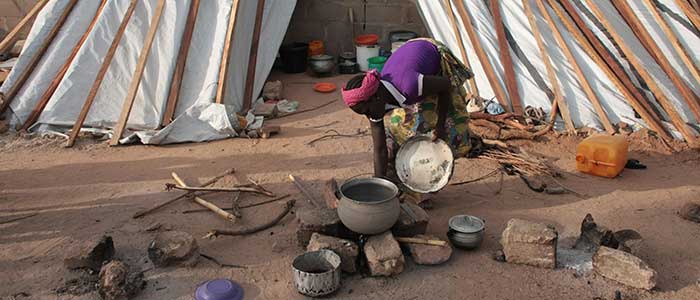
195,279,243,300
449,215,485,233
355,34,379,45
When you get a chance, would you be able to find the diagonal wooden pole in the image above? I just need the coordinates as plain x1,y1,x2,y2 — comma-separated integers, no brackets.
453,0,511,112
521,0,575,131
161,0,201,127
443,0,479,96
611,0,700,120
110,0,166,146
0,0,79,115
66,0,139,148
22,0,108,131
583,0,697,145
553,0,672,140
675,0,700,31
489,0,523,114
536,0,615,134
0,0,48,54
215,0,242,105
242,0,267,112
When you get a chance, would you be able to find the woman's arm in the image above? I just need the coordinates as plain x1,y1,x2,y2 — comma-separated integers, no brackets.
423,75,452,140
370,119,388,178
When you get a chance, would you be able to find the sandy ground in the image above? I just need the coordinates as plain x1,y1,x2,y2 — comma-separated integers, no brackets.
1,72,699,300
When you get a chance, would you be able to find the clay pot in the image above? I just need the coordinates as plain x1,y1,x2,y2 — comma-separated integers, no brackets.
337,178,400,235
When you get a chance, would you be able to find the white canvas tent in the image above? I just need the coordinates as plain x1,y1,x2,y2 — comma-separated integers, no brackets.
417,0,700,142
0,0,296,145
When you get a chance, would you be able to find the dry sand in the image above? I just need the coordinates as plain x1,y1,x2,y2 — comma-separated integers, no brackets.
1,73,699,300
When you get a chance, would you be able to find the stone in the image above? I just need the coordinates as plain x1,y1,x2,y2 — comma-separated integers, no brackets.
0,119,9,134
680,202,700,223
364,231,405,276
262,80,283,100
405,235,452,265
251,102,279,118
296,207,352,246
391,202,429,238
322,178,339,209
98,260,145,300
500,218,557,269
574,214,619,252
64,235,115,271
613,230,643,256
307,233,359,273
147,231,199,268
593,246,657,290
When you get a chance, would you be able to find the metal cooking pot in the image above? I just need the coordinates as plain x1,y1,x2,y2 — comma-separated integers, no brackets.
309,54,335,74
337,177,400,235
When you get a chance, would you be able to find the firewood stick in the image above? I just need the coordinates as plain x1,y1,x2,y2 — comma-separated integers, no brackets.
171,172,236,222
205,200,296,238
132,168,235,219
231,192,241,218
395,237,448,247
289,174,319,207
166,185,273,196
181,194,291,214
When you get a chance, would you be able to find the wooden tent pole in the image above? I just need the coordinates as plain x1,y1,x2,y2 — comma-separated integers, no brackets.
0,0,49,54
443,0,479,96
0,0,79,115
584,0,697,144
242,0,267,112
611,0,700,120
535,0,615,134
21,0,108,131
161,0,201,127
453,0,511,111
215,0,242,105
675,0,700,30
110,0,166,146
489,0,522,114
553,0,672,140
67,0,139,148
521,0,574,131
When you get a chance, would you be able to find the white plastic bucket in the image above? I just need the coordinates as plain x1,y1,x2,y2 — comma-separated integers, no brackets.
356,44,380,72
391,41,406,53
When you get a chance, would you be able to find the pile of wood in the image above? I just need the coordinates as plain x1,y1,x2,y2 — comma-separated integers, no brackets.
441,0,700,147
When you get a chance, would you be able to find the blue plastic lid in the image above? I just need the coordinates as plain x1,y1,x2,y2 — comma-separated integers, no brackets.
195,279,244,300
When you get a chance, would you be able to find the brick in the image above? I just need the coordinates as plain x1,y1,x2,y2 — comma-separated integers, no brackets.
64,235,115,271
391,201,428,237
406,235,452,265
404,2,425,24
364,231,404,276
307,233,359,273
593,246,657,290
500,218,557,269
365,4,404,24
297,207,359,246
307,0,349,22
147,231,199,268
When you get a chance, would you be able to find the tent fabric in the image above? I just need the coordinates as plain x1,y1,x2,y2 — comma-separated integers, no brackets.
416,0,700,138
1,0,296,145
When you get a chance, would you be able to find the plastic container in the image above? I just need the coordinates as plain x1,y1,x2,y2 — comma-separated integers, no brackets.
576,135,629,178
355,34,379,46
356,44,379,72
308,40,325,57
195,279,243,300
279,43,309,73
367,56,388,72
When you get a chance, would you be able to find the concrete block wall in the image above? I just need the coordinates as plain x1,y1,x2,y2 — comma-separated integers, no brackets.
0,0,40,38
283,0,428,57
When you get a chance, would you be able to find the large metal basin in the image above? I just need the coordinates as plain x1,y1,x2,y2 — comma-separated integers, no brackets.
337,177,400,235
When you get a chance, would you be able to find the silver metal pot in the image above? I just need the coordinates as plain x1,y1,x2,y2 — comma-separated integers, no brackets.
292,249,341,297
309,54,335,74
447,215,485,250
337,177,400,235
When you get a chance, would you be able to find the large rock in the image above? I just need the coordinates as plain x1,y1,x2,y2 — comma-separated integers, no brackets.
296,207,356,246
98,260,145,300
574,214,618,252
307,233,359,273
500,218,557,269
391,202,429,238
593,246,657,290
406,235,452,265
680,202,700,223
64,235,115,271
147,231,199,268
364,231,405,276
613,229,643,256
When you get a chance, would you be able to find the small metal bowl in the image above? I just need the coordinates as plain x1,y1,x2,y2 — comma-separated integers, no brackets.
292,249,341,297
447,215,485,250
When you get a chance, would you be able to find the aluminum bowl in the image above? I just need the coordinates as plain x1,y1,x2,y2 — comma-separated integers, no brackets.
337,177,400,234
309,54,335,74
447,215,485,250
396,135,454,193
292,249,341,297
